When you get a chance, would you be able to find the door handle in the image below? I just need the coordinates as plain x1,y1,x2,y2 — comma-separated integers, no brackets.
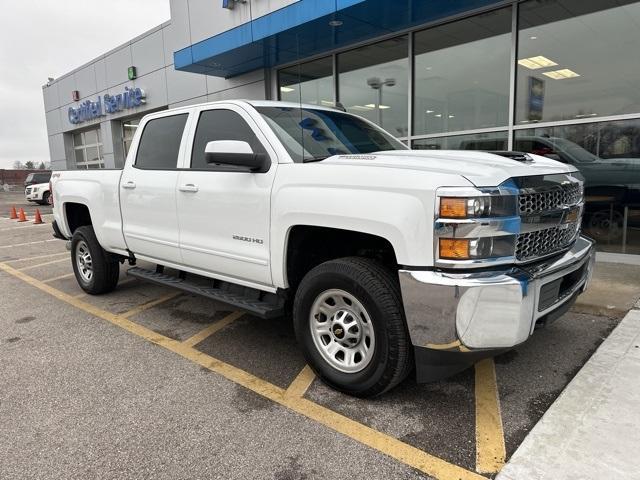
122,181,136,189
179,184,199,193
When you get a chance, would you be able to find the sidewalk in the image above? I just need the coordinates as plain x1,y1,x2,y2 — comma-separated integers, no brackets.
497,303,640,480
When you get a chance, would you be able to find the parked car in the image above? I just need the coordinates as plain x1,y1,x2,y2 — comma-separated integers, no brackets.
24,171,51,188
460,136,640,240
50,100,594,397
24,182,52,205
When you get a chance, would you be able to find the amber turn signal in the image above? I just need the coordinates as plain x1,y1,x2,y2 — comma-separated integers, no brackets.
439,197,467,218
439,238,470,259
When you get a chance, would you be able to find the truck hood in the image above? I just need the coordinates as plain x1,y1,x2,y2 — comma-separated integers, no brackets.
322,150,577,187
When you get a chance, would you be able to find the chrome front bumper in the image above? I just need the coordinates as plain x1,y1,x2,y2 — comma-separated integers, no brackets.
399,235,595,355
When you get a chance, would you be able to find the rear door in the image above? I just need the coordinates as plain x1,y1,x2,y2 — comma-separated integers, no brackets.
120,111,191,265
176,104,277,286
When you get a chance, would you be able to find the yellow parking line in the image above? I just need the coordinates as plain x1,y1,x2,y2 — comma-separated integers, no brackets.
182,311,245,347
120,292,182,319
43,273,75,283
0,239,58,249
7,252,68,263
475,358,506,474
284,365,316,399
0,260,487,480
19,257,68,271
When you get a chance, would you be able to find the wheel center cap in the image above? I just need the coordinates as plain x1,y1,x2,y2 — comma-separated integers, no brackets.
333,325,345,339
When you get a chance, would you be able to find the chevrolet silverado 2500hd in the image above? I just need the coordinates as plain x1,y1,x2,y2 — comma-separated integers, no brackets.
51,100,595,397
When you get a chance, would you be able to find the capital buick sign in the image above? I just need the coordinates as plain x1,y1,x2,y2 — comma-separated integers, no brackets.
68,86,146,124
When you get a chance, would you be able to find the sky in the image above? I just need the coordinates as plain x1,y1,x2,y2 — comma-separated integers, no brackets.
0,0,171,169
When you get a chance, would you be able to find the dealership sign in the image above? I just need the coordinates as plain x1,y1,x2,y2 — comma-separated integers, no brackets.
68,87,146,124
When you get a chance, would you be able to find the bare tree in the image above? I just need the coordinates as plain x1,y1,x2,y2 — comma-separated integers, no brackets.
13,160,24,169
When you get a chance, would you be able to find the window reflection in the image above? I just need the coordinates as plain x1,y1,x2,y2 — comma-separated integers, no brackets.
515,119,640,254
278,57,334,107
338,37,408,137
413,131,508,150
414,8,511,135
517,0,640,124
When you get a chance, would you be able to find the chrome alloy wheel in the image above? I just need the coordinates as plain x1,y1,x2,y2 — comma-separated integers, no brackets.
309,289,376,373
75,240,93,283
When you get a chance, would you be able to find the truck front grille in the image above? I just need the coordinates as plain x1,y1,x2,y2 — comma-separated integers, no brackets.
518,183,582,215
516,223,580,261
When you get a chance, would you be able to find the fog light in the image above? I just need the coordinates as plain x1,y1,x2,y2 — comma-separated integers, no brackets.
439,239,470,259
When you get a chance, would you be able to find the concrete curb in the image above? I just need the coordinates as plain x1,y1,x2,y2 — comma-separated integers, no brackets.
497,307,640,480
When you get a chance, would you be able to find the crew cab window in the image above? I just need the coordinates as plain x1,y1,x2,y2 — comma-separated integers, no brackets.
135,114,188,169
191,109,267,169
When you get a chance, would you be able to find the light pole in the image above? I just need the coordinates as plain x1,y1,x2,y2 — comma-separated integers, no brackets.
367,77,396,125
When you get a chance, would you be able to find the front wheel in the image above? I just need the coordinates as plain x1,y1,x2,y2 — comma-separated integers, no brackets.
71,225,120,294
293,257,412,397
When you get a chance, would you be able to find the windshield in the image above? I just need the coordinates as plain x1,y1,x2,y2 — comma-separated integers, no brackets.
549,138,599,163
255,106,406,163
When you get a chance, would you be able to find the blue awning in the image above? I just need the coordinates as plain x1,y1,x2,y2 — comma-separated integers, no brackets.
174,0,505,78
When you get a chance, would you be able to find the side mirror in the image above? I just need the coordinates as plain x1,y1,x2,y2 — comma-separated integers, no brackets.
204,140,270,173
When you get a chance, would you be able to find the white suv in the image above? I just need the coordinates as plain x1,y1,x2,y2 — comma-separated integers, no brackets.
25,182,52,205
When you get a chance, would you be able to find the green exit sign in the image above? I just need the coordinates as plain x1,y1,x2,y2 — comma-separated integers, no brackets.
128,66,137,80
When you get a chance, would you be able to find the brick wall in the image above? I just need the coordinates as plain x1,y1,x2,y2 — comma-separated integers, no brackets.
0,170,50,187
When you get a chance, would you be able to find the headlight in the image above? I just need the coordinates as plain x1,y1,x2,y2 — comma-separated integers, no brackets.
439,197,491,218
438,236,516,260
439,195,516,219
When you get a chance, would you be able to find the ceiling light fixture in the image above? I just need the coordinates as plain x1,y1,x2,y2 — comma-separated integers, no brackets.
329,20,343,27
517,55,558,70
542,68,580,80
280,86,295,93
365,104,390,109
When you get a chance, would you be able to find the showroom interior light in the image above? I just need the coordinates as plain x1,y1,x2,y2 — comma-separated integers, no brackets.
364,104,390,109
543,68,580,80
280,86,295,93
517,55,558,69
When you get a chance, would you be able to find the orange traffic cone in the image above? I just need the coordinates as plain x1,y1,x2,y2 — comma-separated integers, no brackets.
17,208,27,223
9,206,18,219
33,209,44,225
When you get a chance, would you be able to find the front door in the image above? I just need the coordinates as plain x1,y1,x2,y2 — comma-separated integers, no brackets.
120,112,190,265
176,105,276,286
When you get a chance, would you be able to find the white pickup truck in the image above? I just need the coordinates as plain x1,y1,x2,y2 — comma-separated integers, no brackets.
51,100,595,397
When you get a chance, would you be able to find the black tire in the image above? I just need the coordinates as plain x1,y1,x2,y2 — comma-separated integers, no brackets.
42,191,51,206
293,257,412,397
71,225,120,295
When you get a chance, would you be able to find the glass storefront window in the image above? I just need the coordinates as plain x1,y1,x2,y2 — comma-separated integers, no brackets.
278,57,334,107
338,36,409,137
515,118,640,254
72,127,104,169
516,0,640,124
412,131,509,150
413,8,511,136
123,118,141,157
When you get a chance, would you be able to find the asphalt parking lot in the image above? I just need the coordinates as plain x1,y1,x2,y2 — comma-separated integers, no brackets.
0,190,636,480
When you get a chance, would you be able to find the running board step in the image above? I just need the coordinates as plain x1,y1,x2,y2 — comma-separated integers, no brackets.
126,267,284,319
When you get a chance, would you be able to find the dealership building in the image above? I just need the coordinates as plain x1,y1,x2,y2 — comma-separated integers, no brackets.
43,0,640,255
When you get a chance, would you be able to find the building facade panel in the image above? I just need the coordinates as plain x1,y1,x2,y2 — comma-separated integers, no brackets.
75,64,98,99
105,46,133,89
131,29,166,76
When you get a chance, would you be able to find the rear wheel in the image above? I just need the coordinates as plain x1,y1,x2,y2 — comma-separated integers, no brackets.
71,225,119,294
293,257,412,397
